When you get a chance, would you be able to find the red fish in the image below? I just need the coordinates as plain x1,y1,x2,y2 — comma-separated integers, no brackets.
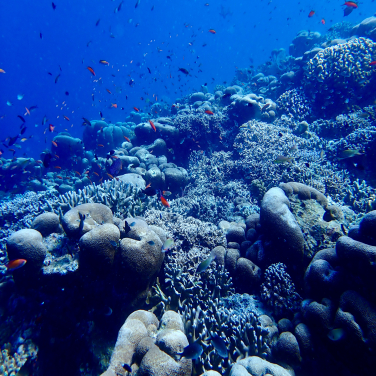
25,107,30,115
308,10,315,17
123,136,130,142
64,116,70,121
343,1,358,8
74,171,81,176
133,107,140,112
160,196,170,207
99,60,109,65
106,89,112,94
52,140,58,147
369,61,376,66
107,173,114,179
97,144,104,147
111,103,118,108
321,18,325,25
93,172,99,176
209,29,216,34
6,259,27,271
87,66,96,76
54,166,61,169
149,119,156,132
205,110,214,115
145,182,151,189
49,124,55,132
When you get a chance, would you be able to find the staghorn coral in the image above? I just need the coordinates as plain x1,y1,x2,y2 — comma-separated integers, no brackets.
260,263,301,317
234,120,350,201
303,37,376,113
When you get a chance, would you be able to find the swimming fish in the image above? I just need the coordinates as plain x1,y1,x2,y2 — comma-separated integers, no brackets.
162,238,175,253
338,149,363,159
369,61,376,66
99,60,109,65
210,334,228,358
205,110,214,115
6,259,27,271
160,195,170,207
0,69,5,73
111,103,118,108
208,29,216,34
274,155,293,164
328,328,345,341
110,240,119,248
49,124,55,132
17,94,24,100
197,253,216,273
149,119,156,132
178,68,189,75
148,241,155,246
82,117,92,126
122,364,132,373
343,6,354,16
87,66,96,76
343,1,358,8
123,136,130,142
78,212,86,234
321,18,325,25
308,10,315,17
179,340,203,360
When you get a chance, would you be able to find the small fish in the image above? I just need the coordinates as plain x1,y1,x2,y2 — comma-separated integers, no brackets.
197,254,215,273
148,241,155,246
162,238,175,253
205,110,214,115
160,196,170,207
99,60,109,65
17,94,24,100
135,0,141,8
6,259,27,271
74,171,81,176
64,116,70,121
87,66,96,76
55,74,60,83
369,61,376,66
321,18,325,25
54,166,61,169
110,240,118,248
6,100,12,106
82,117,92,126
145,182,151,189
308,10,315,17
96,19,100,26
130,221,136,226
0,69,5,73
18,115,26,123
210,334,228,358
106,89,112,94
111,103,118,108
123,136,130,142
338,149,363,159
122,364,132,373
343,6,354,16
262,103,270,111
52,140,58,147
149,119,156,132
178,67,189,75
97,144,104,147
343,1,358,8
20,138,27,142
274,155,293,164
52,2,56,10
42,116,47,125
208,29,216,34
133,107,140,112
179,340,203,360
49,124,55,132
328,328,345,341
107,173,114,179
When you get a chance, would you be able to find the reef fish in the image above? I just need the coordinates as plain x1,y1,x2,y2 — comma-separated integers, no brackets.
162,238,175,253
308,10,315,17
197,253,216,273
179,340,203,360
87,66,96,76
338,149,363,159
328,328,345,341
160,195,170,207
210,334,228,358
274,155,293,164
178,67,189,75
6,259,27,271
343,1,358,8
343,6,354,16
149,119,156,132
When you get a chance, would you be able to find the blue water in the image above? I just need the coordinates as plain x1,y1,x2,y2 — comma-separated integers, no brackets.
0,0,369,159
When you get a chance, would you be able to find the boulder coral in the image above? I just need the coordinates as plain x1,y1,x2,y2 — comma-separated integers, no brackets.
101,310,191,376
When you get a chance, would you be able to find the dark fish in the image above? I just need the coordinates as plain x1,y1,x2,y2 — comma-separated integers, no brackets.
129,79,135,86
130,221,136,226
65,91,69,95
42,116,47,125
328,328,345,341
29,105,38,111
82,117,92,126
147,67,151,74
43,152,52,167
55,74,60,83
20,127,27,135
123,221,131,233
196,254,215,273
8,135,19,146
96,19,100,26
78,212,86,234
148,241,155,246
52,2,56,10
110,240,118,248
122,364,132,373
210,334,228,358
109,158,122,175
135,0,141,8
343,6,354,16
179,340,203,360
178,68,189,75
143,187,157,196
18,115,26,123
338,149,363,159
40,32,43,39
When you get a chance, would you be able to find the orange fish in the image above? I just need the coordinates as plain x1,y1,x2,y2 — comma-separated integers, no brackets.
99,177,103,183
107,173,114,179
74,171,81,176
0,69,5,74
56,175,63,179
321,18,325,25
55,154,60,158
123,136,130,142
209,29,216,34
54,166,61,169
99,60,109,65
93,172,99,176
343,1,358,8
134,107,140,112
369,61,376,66
149,119,156,132
106,89,112,94
49,124,55,132
52,140,58,147
96,163,102,169
111,103,118,108
87,66,96,76
160,196,170,207
308,10,315,17
205,110,214,115
85,170,90,174
64,116,70,121
6,259,27,271
97,144,104,147
25,107,30,115
145,182,151,189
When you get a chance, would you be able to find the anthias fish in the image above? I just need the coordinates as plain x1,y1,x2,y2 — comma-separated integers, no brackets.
6,259,27,271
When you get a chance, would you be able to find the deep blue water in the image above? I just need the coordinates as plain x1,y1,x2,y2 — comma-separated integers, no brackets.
0,0,371,160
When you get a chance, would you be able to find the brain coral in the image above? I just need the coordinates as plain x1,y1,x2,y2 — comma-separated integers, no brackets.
303,38,376,112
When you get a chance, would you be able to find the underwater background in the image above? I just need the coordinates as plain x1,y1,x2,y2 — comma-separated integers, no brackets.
1,0,376,375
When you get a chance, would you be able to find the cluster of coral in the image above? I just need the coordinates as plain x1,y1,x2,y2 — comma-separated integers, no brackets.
1,13,376,376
